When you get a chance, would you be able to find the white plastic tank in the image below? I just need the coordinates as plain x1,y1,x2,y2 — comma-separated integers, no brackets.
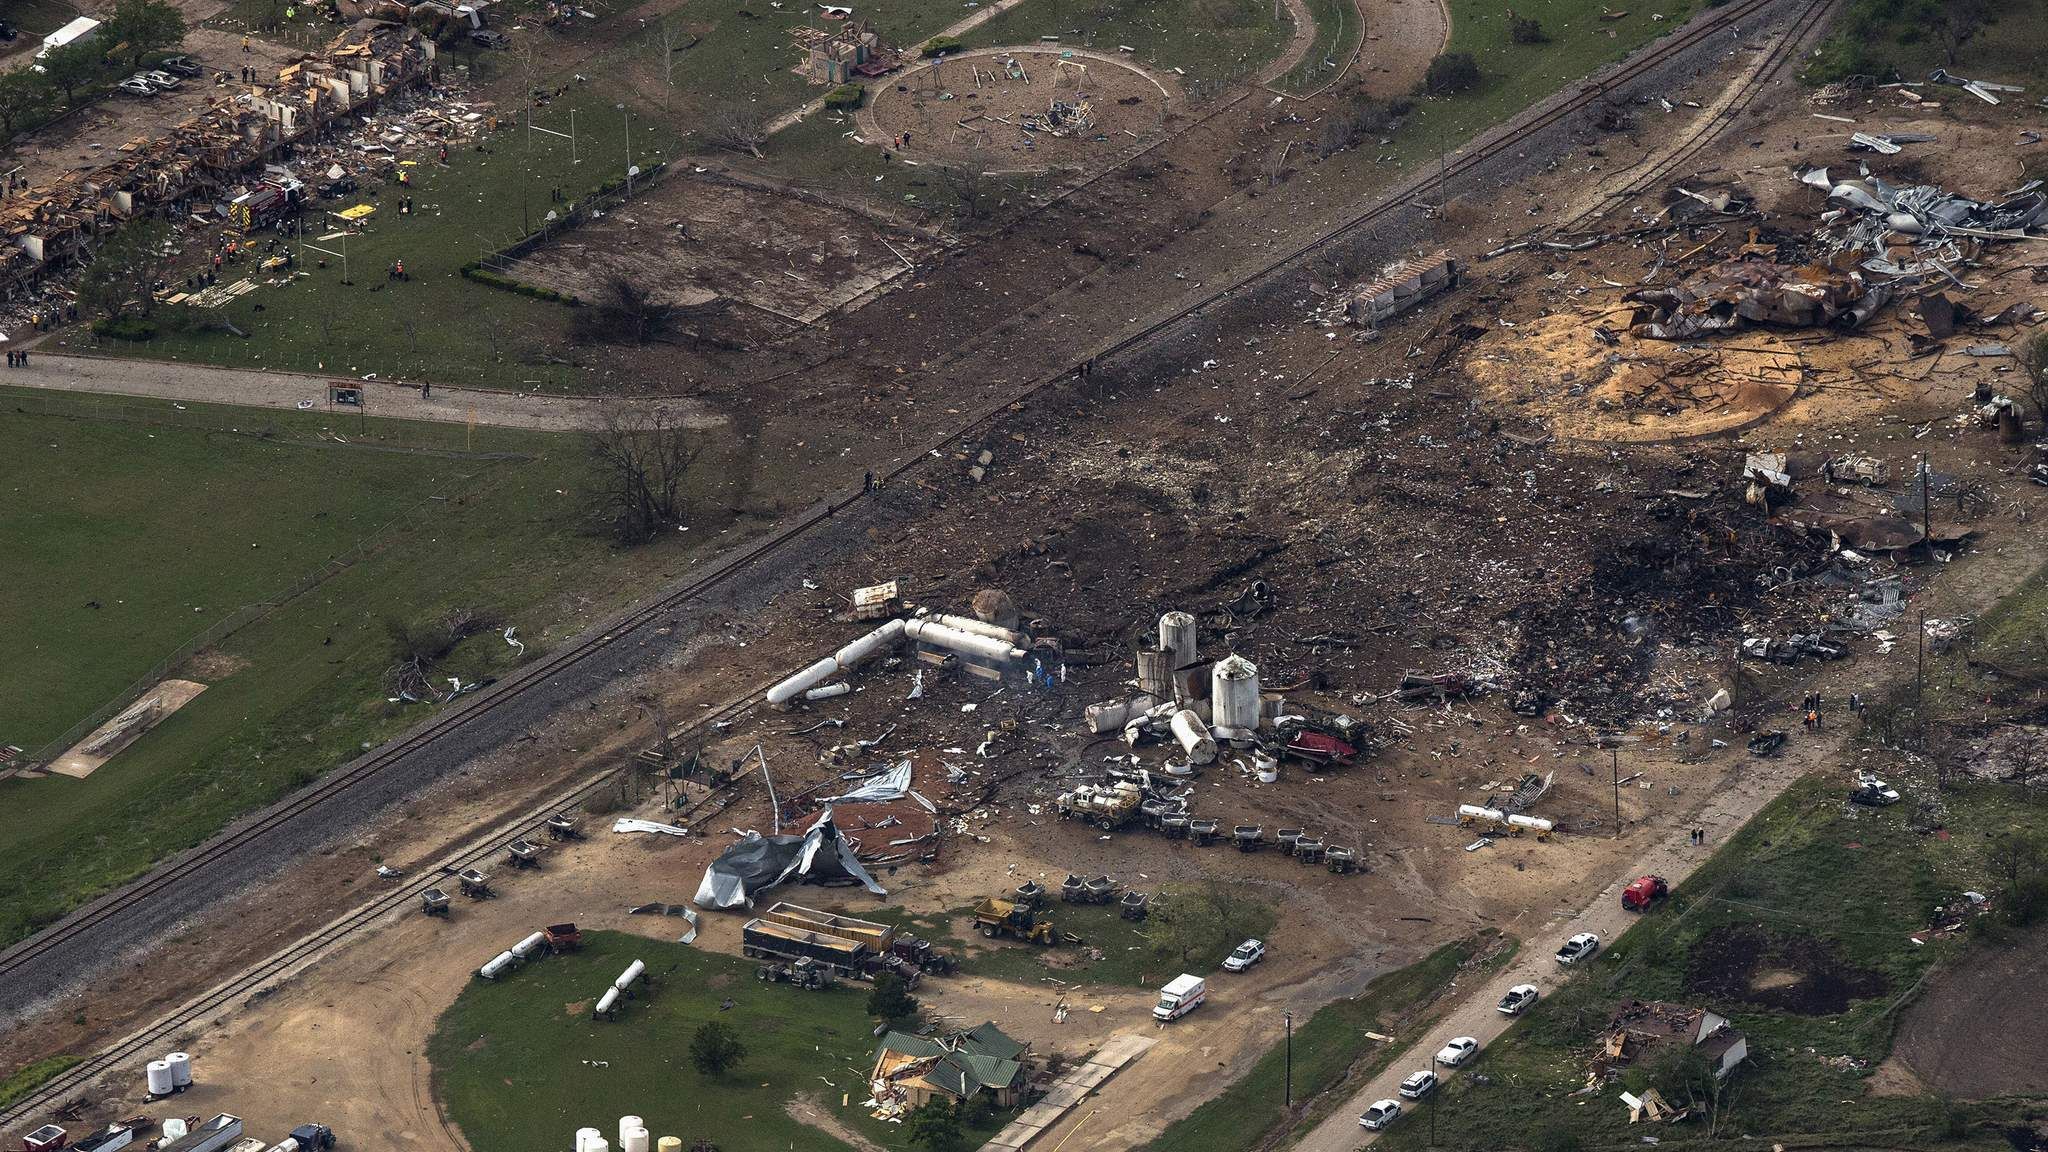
1210,656,1261,737
587,1140,610,1152
166,1051,193,1087
618,1118,644,1147
1170,709,1217,765
1159,611,1197,669
594,987,621,1017
478,950,518,980
576,1127,603,1152
146,1060,175,1096
510,931,547,960
621,1127,650,1152
161,1119,189,1142
614,959,646,991
1253,750,1280,784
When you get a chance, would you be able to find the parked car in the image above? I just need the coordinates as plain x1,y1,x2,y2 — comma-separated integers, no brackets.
1850,777,1901,807
116,78,159,96
470,28,509,47
1222,938,1265,972
1497,983,1539,1015
129,72,174,91
139,69,182,88
1433,1036,1479,1067
158,54,202,76
1556,932,1600,965
1397,1069,1438,1099
1622,875,1670,912
1358,1099,1402,1130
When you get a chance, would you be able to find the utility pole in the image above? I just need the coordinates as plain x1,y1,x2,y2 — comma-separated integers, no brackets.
618,103,633,196
1284,1011,1293,1107
1920,452,1932,551
1611,744,1621,834
1916,608,1927,748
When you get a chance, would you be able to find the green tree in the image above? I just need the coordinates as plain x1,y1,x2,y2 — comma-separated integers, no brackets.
1142,882,1262,968
688,1020,745,1077
1421,51,1480,95
105,0,187,68
0,68,52,138
906,1100,965,1152
41,38,106,106
78,221,175,321
867,972,920,1023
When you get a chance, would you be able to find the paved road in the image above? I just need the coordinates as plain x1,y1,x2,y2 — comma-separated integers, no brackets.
3,353,713,431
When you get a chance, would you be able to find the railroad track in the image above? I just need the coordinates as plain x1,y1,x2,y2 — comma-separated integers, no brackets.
2,0,1832,1127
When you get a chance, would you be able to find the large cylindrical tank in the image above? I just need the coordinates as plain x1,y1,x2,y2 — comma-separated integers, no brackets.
478,951,518,980
166,1051,193,1087
1210,656,1261,737
621,1128,649,1152
1135,649,1173,698
587,1140,611,1152
576,1128,603,1152
1159,611,1197,669
834,618,905,667
161,1119,188,1143
263,1139,304,1152
903,619,1024,663
767,656,841,706
510,931,547,960
619,1118,644,1148
1085,695,1157,734
1170,709,1217,765
657,1138,683,1152
614,959,646,991
1507,814,1555,834
1457,804,1506,824
146,1060,175,1096
594,987,621,1017
932,614,1024,645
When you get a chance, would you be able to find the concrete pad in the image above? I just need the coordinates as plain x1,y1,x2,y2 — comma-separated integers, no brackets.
47,679,208,778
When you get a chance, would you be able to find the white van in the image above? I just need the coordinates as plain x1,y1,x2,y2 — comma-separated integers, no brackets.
1152,974,1205,1021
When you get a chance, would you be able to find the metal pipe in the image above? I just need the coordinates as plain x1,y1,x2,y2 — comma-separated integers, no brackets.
903,618,1025,663
931,613,1025,645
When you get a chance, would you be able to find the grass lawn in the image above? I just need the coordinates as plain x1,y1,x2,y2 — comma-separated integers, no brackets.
959,0,1294,84
1803,0,2048,88
1371,776,2048,1152
1,0,82,39
428,930,1011,1152
1272,0,1361,95
0,391,736,948
1139,934,1516,1152
0,1055,85,1112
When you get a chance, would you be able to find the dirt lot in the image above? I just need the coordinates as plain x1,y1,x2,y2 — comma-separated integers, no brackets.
1893,922,2048,1099
865,49,1176,174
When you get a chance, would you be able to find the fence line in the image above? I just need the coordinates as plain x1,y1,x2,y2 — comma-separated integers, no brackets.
19,456,524,771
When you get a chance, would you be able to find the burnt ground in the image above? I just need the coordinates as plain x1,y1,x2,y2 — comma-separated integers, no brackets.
1683,922,1887,1016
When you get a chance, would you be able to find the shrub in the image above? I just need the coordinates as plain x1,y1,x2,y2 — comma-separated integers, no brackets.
823,83,864,110
689,1020,746,1077
1422,51,1481,95
867,972,920,1023
92,315,158,341
1509,14,1549,42
922,34,962,56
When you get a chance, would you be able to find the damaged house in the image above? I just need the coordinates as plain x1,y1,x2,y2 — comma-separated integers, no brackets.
871,1022,1031,1111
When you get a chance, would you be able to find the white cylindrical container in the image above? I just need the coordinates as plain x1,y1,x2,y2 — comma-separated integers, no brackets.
615,959,646,991
903,619,1025,663
1135,649,1173,697
511,931,547,960
1170,709,1217,765
1085,695,1156,734
619,1118,644,1147
594,987,621,1017
587,1140,610,1152
166,1051,193,1087
161,1118,189,1142
622,1127,649,1152
1211,656,1261,737
264,1139,304,1152
478,951,518,980
931,613,1024,645
835,618,906,667
146,1060,175,1096
804,682,851,700
657,1138,683,1152
1507,814,1555,834
767,656,841,706
1457,805,1506,824
576,1128,603,1152
1159,611,1197,669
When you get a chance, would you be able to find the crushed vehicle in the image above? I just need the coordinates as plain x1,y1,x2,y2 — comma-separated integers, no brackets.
1056,778,1143,830
1850,776,1901,807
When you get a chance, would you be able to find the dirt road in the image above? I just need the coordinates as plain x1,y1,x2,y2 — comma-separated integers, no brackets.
5,353,716,431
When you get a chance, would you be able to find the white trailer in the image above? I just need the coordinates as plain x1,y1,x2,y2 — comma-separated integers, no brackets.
35,16,102,63
158,1115,244,1152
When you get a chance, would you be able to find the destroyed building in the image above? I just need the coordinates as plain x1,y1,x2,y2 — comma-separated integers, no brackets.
870,1022,1031,1111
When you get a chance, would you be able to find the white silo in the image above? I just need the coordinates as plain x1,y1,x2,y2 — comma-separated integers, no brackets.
146,1060,175,1096
165,1052,193,1088
622,1128,650,1152
657,1139,683,1152
1159,612,1197,669
576,1128,602,1152
1210,656,1261,738
618,1117,644,1147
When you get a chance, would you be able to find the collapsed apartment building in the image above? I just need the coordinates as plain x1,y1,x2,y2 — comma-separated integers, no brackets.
0,22,433,299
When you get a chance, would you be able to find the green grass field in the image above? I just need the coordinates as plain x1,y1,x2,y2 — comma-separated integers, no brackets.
1371,776,2048,1152
1140,934,1514,1152
960,0,1295,84
0,392,731,947
1272,0,1360,94
428,930,1009,1152
1804,0,2048,87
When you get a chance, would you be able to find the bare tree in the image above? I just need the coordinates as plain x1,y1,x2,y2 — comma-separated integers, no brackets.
708,102,768,158
941,166,998,222
658,20,691,86
588,407,700,544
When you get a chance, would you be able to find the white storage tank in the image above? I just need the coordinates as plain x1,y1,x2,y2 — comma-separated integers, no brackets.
621,1127,649,1152
587,1140,610,1152
594,988,621,1018
146,1060,175,1096
1210,656,1261,737
657,1138,682,1152
510,931,547,960
161,1119,188,1143
614,960,646,991
1159,611,1197,669
478,951,518,980
1169,709,1217,765
1458,804,1506,824
618,1118,644,1147
576,1128,602,1152
165,1052,193,1088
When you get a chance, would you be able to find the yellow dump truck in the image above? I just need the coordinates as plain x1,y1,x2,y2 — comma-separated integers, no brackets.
973,897,1056,944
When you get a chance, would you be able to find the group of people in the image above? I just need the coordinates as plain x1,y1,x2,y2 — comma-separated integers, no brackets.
5,349,32,367
1799,690,1861,730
